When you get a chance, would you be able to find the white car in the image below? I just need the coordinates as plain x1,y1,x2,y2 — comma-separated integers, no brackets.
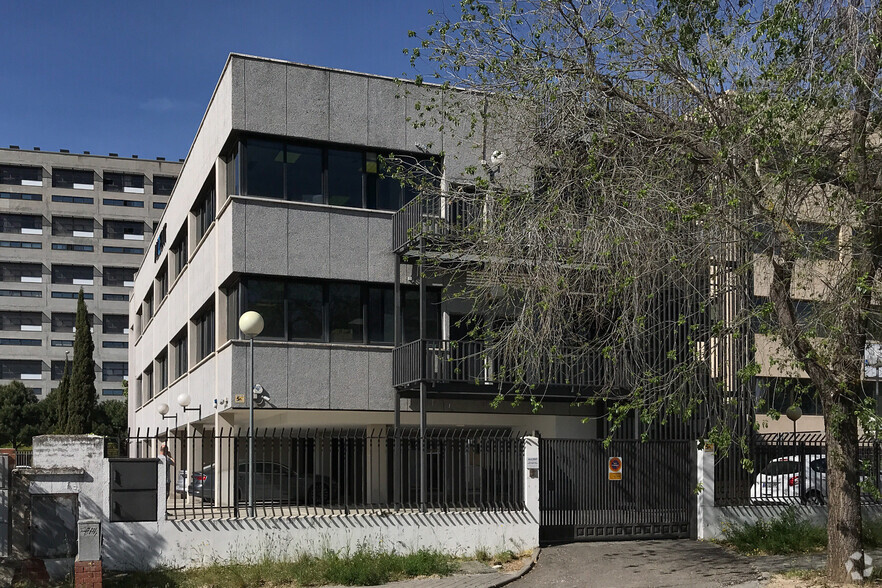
749,455,827,505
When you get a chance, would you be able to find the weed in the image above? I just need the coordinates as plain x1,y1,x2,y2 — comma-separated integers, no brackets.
722,507,827,555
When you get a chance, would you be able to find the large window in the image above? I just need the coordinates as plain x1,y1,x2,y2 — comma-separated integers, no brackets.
0,312,42,331
156,352,168,391
153,175,176,196
51,265,93,285
0,165,41,186
172,228,188,276
103,361,127,382
236,136,440,211
52,168,94,189
241,277,440,344
0,263,41,283
102,314,128,335
52,216,94,237
51,313,75,332
103,219,144,240
194,303,215,361
0,360,42,380
156,265,168,301
173,331,188,379
103,172,144,193
0,214,42,234
103,267,136,287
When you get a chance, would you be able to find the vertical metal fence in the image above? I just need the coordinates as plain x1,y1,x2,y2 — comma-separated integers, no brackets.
111,427,525,520
714,432,882,506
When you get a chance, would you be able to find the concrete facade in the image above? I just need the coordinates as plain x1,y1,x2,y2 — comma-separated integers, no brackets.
0,148,180,399
129,53,598,438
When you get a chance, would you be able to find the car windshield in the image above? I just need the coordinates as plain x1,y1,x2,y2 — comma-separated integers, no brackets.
761,460,800,476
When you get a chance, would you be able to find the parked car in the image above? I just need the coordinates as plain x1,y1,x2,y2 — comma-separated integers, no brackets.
749,455,827,505
188,461,335,505
175,469,188,499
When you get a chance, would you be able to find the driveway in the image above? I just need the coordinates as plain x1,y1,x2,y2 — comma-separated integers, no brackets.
510,540,764,588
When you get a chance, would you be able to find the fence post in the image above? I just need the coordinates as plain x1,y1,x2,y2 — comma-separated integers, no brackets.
695,442,715,540
524,436,540,547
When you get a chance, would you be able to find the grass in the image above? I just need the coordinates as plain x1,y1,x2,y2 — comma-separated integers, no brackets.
474,548,520,566
102,546,458,588
724,507,882,556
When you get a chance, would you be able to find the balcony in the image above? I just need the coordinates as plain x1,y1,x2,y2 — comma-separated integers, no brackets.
393,339,614,398
392,195,484,254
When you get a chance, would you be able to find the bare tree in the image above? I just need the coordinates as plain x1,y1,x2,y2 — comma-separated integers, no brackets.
406,0,882,580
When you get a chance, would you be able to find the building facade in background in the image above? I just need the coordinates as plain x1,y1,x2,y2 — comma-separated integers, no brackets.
0,147,180,399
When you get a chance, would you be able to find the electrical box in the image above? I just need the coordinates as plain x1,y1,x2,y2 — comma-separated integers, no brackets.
108,459,158,522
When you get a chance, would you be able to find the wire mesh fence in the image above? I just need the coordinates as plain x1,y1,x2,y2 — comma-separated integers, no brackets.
714,432,882,506
112,427,526,520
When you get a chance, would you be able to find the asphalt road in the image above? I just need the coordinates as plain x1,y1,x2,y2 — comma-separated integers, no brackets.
509,540,764,588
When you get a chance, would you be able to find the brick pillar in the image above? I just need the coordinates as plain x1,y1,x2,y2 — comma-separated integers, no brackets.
74,560,102,588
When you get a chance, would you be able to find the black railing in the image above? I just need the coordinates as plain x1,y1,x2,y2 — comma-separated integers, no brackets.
392,194,484,253
117,427,525,520
714,432,882,506
13,449,32,468
393,339,607,391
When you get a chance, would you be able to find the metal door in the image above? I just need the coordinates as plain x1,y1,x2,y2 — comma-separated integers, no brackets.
539,439,694,543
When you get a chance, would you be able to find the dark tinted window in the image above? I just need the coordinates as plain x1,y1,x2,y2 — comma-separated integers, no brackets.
103,172,144,192
153,175,176,196
51,265,93,284
52,168,93,188
328,283,362,342
247,280,285,338
810,458,827,473
0,359,41,379
103,267,136,287
103,314,128,334
52,217,93,236
0,263,41,282
102,362,127,382
367,287,394,343
761,460,801,477
0,165,41,185
103,220,144,239
327,150,363,208
52,195,93,204
285,144,323,203
0,214,41,232
193,176,215,241
403,289,441,342
245,139,284,198
287,282,324,340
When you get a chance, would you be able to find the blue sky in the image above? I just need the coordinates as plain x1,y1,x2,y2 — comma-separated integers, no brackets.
0,1,443,160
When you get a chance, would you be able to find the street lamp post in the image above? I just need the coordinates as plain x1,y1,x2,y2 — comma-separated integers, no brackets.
238,310,264,518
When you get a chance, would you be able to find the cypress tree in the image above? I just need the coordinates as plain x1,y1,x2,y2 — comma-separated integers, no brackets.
54,355,70,433
65,288,96,433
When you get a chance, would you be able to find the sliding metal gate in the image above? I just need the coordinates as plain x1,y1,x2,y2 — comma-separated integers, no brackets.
539,439,694,543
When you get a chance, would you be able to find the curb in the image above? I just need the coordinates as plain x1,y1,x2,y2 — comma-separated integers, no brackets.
491,547,541,587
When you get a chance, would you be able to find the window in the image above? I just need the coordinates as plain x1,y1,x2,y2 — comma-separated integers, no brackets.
52,243,93,252
51,265,93,285
52,195,94,205
0,191,40,201
0,338,40,346
52,168,94,189
0,289,40,298
103,388,124,396
0,360,42,380
52,291,94,300
173,331,188,379
51,361,68,380
0,165,41,186
51,340,73,347
0,312,42,331
153,175,176,196
144,367,154,400
103,314,128,335
0,214,42,234
144,288,153,321
192,175,216,242
0,263,41,283
102,361,127,382
103,219,144,240
103,246,144,255
754,377,822,415
1,241,41,249
103,293,129,302
240,277,437,344
237,136,440,210
51,313,75,332
156,352,168,391
172,229,188,276
102,341,128,349
52,217,93,237
103,172,144,193
194,303,215,361
103,267,135,287
156,266,168,301
153,201,167,209
103,198,144,208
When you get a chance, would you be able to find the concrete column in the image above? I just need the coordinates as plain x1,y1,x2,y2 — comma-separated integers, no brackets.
524,436,540,547
695,444,715,539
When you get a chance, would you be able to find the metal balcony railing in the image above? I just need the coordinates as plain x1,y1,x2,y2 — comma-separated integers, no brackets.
393,339,608,392
392,195,485,253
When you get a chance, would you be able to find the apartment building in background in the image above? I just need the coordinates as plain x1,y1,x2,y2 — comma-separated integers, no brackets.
0,147,181,399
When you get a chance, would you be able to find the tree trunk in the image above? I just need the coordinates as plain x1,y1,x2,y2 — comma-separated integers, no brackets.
825,397,863,583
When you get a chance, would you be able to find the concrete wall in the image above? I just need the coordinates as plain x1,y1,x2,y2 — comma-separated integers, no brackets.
21,435,539,573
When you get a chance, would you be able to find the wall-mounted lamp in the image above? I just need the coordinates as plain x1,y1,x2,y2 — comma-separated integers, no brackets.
157,402,178,427
177,392,202,419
